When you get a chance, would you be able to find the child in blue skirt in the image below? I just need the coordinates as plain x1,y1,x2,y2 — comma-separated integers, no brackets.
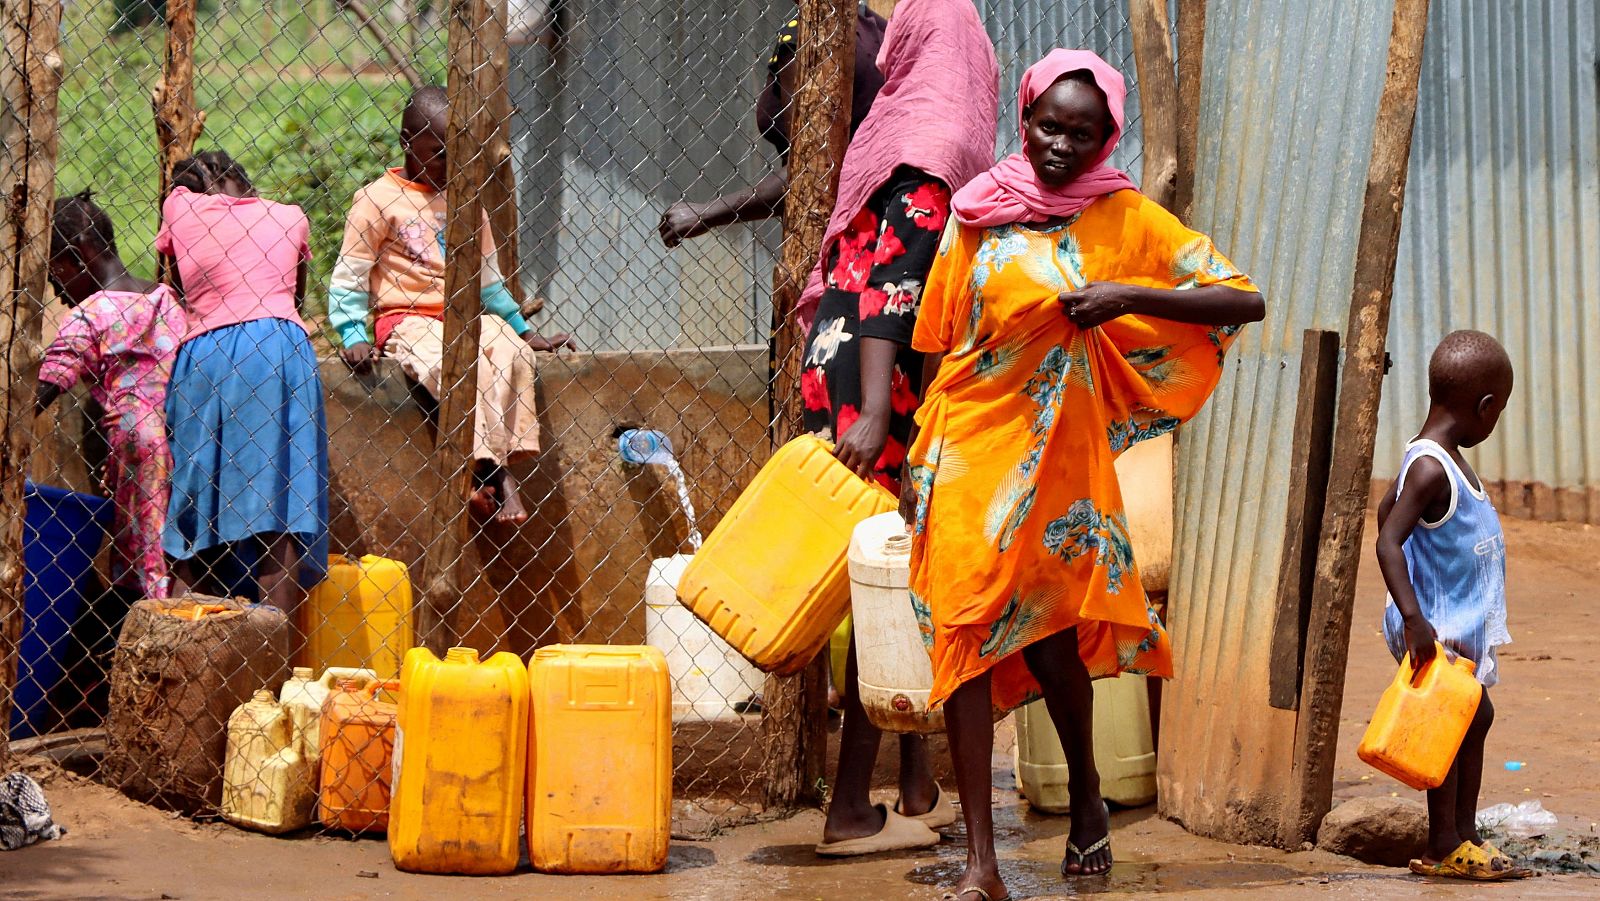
156,150,329,616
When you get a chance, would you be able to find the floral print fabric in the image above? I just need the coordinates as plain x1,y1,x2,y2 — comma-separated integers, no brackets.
37,285,185,596
907,189,1257,713
801,167,951,492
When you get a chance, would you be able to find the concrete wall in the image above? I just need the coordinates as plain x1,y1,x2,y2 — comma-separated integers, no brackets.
34,347,771,660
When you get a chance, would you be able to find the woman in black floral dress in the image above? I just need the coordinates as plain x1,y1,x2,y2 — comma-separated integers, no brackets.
802,167,950,491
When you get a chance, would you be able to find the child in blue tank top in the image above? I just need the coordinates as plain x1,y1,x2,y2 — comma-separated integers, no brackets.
1375,329,1530,881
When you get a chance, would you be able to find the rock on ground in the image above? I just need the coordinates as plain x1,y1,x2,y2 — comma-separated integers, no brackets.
1317,796,1428,867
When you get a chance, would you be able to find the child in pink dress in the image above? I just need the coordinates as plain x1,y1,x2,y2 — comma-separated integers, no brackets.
38,191,186,599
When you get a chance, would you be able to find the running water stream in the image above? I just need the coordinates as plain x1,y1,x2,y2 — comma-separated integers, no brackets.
617,429,704,551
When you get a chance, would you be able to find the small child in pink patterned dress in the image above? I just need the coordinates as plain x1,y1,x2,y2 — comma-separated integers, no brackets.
37,191,186,599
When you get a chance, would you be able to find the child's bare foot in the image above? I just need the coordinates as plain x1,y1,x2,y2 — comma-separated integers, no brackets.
469,483,500,522
496,471,529,526
468,465,529,526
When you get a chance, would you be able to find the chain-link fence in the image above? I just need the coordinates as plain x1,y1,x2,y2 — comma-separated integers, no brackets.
5,0,1153,838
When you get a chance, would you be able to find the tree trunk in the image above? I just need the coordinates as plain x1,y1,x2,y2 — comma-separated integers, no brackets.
0,0,65,764
1286,0,1431,848
1127,0,1179,209
1173,0,1208,223
152,0,203,284
760,0,855,811
418,0,499,652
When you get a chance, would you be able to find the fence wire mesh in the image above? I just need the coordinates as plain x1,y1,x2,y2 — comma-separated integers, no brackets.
6,0,1149,837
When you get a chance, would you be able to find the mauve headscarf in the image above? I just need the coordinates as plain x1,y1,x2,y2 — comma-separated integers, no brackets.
951,49,1138,228
794,0,999,333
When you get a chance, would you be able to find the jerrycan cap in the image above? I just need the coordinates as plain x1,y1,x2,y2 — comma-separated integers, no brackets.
290,666,314,681
445,646,480,664
882,532,912,557
251,689,276,704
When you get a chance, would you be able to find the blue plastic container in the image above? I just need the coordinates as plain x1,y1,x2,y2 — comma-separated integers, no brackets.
13,481,112,739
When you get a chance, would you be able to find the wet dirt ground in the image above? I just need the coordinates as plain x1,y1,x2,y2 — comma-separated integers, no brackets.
3,515,1597,899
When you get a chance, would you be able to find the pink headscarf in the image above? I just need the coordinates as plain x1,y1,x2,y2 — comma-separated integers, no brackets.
794,0,999,333
951,49,1138,228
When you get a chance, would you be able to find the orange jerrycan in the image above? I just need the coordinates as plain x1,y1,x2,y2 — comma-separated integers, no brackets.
1357,643,1482,790
318,678,400,832
677,435,894,674
528,645,671,874
389,647,529,875
300,554,414,680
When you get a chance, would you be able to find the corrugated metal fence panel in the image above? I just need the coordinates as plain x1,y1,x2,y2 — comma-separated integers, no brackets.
525,0,1146,351
1378,0,1600,521
976,0,1145,177
1163,0,1396,845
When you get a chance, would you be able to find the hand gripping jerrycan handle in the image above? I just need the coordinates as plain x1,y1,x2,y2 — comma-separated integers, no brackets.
1399,641,1476,690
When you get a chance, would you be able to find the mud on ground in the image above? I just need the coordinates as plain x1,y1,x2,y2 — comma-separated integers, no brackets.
2,515,1596,899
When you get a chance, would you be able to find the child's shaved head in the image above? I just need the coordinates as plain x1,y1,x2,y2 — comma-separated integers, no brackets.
1429,329,1513,410
402,85,449,136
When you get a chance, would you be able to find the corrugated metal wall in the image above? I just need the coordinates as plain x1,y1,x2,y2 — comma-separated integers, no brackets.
1377,0,1600,522
1162,0,1397,846
515,0,1144,351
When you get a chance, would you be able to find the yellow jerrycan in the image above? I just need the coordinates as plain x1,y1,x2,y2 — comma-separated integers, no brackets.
677,435,894,675
527,645,671,874
389,647,529,875
301,554,414,679
1014,673,1157,809
222,690,316,834
1357,643,1482,790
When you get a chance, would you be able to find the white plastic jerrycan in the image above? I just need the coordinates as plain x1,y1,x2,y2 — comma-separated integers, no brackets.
848,512,944,734
1014,672,1156,810
279,665,379,773
644,555,765,722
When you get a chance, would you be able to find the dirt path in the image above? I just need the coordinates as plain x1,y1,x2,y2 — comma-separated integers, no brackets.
3,516,1596,900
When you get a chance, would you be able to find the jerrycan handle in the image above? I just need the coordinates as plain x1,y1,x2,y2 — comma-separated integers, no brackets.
365,679,402,704
1400,641,1463,690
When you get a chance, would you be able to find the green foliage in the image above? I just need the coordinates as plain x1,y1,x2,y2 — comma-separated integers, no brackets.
58,0,447,325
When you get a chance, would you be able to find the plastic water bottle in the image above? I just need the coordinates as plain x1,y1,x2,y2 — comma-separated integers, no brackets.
618,429,677,466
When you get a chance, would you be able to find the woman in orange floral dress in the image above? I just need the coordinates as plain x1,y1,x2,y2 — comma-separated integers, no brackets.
904,50,1264,900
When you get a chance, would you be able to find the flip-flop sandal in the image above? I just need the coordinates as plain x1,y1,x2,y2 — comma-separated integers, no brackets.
1408,840,1530,881
939,888,1009,901
1477,842,1537,879
814,804,940,857
1061,834,1113,877
896,783,959,830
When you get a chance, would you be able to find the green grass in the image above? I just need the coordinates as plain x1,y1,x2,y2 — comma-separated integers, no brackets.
57,1,448,322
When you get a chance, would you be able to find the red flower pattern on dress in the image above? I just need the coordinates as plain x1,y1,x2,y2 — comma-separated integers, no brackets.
801,367,830,412
889,369,919,416
873,225,906,265
905,183,950,232
859,287,890,319
828,209,878,293
836,403,860,442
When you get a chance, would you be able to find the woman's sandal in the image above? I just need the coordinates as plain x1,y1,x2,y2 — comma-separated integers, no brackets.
1061,834,1113,877
1408,840,1534,880
940,888,1009,901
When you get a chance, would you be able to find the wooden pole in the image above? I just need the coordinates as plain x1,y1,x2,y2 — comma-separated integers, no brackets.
1286,0,1431,847
1,0,64,764
481,0,527,311
1127,0,1179,209
419,0,498,651
1173,0,1207,222
152,0,203,285
761,0,855,809
152,0,204,202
